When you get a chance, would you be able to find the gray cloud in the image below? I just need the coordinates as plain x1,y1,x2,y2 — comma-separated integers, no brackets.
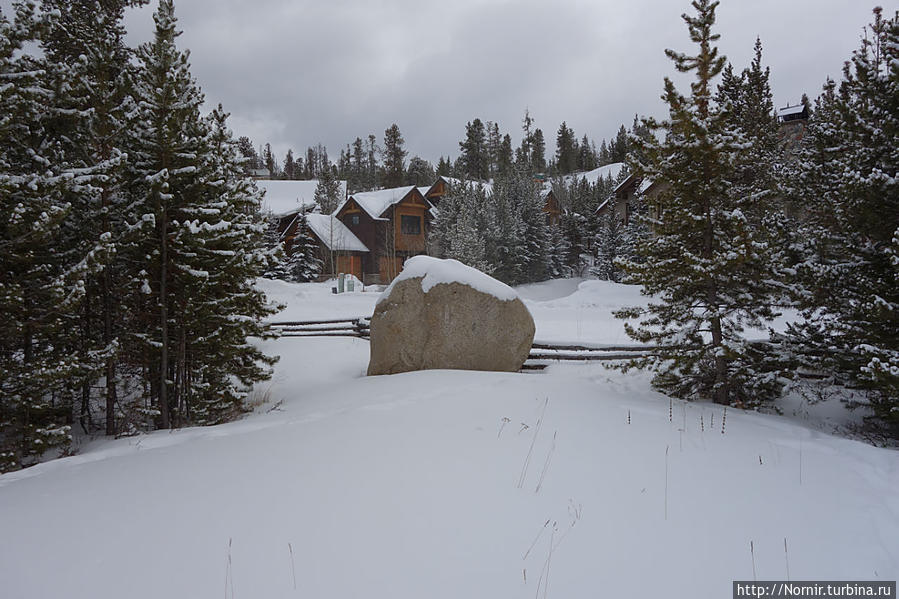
7,0,877,164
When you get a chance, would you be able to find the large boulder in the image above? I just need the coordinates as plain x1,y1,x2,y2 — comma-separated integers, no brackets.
367,257,535,375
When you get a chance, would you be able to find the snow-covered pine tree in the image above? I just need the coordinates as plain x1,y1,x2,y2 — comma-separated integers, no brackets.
488,168,549,284
783,8,899,434
262,213,290,280
447,184,490,273
180,105,278,424
40,0,147,436
314,162,342,214
405,156,435,187
0,3,95,470
593,195,625,282
428,179,462,258
283,208,323,283
127,0,277,428
617,0,784,406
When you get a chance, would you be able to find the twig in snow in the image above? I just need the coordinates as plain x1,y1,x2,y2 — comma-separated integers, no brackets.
784,538,791,581
669,398,673,422
518,398,548,489
225,537,234,599
288,542,296,590
498,417,511,439
751,540,757,581
523,519,551,560
535,431,558,494
721,407,727,435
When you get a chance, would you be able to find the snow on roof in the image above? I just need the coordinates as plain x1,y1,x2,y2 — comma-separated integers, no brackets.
417,186,431,197
305,213,369,253
377,256,520,305
258,179,347,217
342,185,418,220
777,104,807,118
568,162,626,186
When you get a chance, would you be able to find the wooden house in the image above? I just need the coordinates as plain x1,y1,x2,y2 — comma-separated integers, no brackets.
334,185,433,284
422,176,460,207
777,104,810,152
597,173,666,226
542,189,562,226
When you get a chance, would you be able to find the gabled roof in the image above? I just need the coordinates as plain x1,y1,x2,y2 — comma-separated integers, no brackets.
258,179,348,218
777,104,808,120
304,213,369,253
337,185,429,221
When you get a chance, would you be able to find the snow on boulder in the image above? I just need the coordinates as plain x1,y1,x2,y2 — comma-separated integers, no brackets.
367,256,535,375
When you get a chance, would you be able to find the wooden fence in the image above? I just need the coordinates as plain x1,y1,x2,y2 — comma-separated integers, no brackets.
267,319,651,368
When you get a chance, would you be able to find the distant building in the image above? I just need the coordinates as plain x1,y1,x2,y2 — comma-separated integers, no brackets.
777,104,810,151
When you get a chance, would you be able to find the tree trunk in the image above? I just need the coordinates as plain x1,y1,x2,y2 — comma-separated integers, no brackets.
103,267,117,437
158,206,170,429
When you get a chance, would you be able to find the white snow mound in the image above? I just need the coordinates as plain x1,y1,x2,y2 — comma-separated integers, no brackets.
377,256,520,304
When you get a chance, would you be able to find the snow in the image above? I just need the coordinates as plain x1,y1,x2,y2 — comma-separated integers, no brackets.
777,105,807,118
304,213,369,253
340,185,418,220
257,179,348,217
1,277,897,599
376,256,520,305
567,161,626,186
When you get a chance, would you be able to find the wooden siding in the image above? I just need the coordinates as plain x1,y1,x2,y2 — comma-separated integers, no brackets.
392,189,429,253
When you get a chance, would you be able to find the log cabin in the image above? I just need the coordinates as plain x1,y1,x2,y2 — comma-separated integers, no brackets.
334,185,434,284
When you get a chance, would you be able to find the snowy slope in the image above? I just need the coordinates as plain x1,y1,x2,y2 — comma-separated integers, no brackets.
0,278,896,599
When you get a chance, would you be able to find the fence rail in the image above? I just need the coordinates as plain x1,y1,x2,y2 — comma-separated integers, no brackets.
267,319,651,367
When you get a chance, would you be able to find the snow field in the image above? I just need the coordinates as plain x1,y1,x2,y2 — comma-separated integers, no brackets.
0,277,896,599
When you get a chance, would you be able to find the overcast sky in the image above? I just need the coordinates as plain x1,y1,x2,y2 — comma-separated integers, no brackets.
114,1,884,164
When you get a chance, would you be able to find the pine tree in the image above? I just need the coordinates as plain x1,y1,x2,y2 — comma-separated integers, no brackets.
282,208,323,283
187,105,278,423
555,122,577,174
127,0,278,427
314,162,342,214
236,136,259,171
366,134,380,190
447,184,490,273
497,134,514,177
617,0,784,406
262,214,290,280
283,148,297,180
0,2,91,470
530,128,547,173
577,134,596,171
406,156,435,186
382,123,406,188
459,118,488,181
40,0,147,436
784,8,899,433
436,155,453,178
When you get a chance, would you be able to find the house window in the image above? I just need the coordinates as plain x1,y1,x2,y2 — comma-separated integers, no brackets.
350,214,360,226
401,215,421,235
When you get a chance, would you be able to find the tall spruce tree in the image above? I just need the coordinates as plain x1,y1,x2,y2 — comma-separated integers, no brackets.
784,8,899,434
381,123,406,188
617,0,784,406
314,162,342,214
41,0,147,436
127,0,277,427
459,119,488,181
0,3,94,471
